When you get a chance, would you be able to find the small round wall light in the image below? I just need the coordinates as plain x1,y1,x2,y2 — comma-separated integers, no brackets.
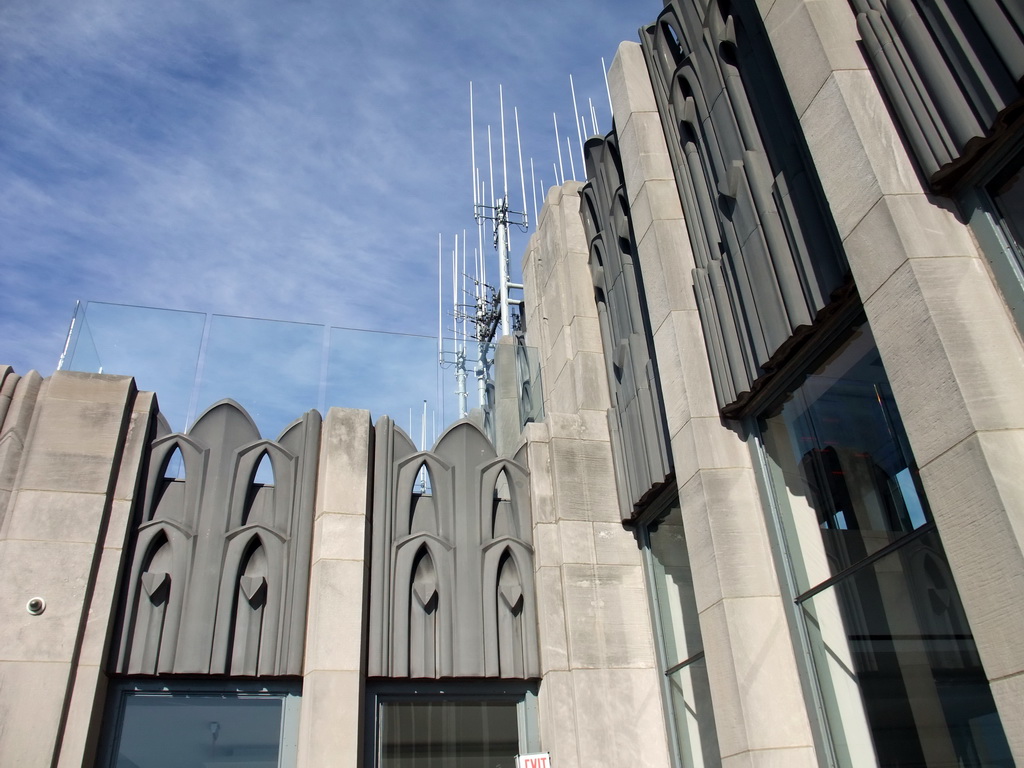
26,597,46,615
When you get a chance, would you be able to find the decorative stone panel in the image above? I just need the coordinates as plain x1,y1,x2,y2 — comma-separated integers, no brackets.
114,400,321,676
368,417,539,679
640,0,849,413
579,132,674,520
851,0,1023,191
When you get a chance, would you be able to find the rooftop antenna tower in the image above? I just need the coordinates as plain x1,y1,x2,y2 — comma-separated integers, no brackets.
471,83,529,340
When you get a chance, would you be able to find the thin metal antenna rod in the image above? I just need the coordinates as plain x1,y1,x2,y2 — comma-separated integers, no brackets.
461,230,467,349
463,87,529,349
499,86,508,198
602,57,613,119
579,114,589,165
515,107,528,228
530,157,539,225
419,400,428,491
552,162,559,188
553,113,565,185
477,185,486,287
437,234,443,366
470,82,477,209
566,135,576,181
570,74,585,174
487,125,495,213
590,97,598,135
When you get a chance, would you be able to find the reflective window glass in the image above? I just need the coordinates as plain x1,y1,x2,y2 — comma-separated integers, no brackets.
106,686,299,768
665,657,718,768
643,496,720,768
801,529,1012,768
759,321,1012,768
760,324,929,594
378,700,519,768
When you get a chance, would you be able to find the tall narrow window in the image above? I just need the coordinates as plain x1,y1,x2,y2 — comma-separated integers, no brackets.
759,321,1013,768
639,493,720,768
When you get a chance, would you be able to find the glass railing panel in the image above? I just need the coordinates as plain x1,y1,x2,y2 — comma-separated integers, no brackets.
196,315,325,441
326,327,441,440
59,302,544,449
61,301,206,433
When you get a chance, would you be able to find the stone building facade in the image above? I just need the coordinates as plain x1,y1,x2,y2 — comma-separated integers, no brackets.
1,2,1022,767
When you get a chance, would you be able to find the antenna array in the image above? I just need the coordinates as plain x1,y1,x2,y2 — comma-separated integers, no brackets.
437,67,614,424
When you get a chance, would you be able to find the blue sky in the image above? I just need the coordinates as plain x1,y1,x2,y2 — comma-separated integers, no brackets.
1,0,656,379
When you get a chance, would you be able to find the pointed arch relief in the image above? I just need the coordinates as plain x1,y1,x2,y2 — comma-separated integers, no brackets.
390,535,454,678
482,539,538,678
188,399,262,445
479,458,531,542
407,459,436,533
481,541,538,678
208,527,286,675
241,452,274,527
143,434,206,527
122,525,190,675
496,550,526,676
394,453,453,541
432,418,497,467
408,546,441,678
228,537,269,676
128,534,173,675
229,441,296,531
163,446,186,480
492,469,515,540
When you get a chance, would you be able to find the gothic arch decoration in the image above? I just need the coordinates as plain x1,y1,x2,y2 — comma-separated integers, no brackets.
115,400,321,676
368,416,539,679
481,541,538,678
640,0,850,413
581,131,674,520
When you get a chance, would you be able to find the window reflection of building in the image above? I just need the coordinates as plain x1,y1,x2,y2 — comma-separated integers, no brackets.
639,493,721,768
759,321,1013,768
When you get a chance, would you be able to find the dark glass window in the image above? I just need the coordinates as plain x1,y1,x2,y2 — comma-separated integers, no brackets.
759,322,1012,768
103,682,299,768
378,700,519,768
640,494,720,768
369,684,538,768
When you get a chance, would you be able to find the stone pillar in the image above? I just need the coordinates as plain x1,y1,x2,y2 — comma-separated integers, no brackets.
760,1,1024,757
296,407,373,768
0,371,151,767
522,183,672,768
608,41,819,767
493,336,523,456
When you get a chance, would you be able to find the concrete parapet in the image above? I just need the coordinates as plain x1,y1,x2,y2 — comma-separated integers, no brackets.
0,370,151,767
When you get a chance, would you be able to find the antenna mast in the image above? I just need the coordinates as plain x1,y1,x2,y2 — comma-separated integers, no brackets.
474,84,528,341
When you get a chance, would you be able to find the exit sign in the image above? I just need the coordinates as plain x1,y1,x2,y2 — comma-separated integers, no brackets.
516,753,551,768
